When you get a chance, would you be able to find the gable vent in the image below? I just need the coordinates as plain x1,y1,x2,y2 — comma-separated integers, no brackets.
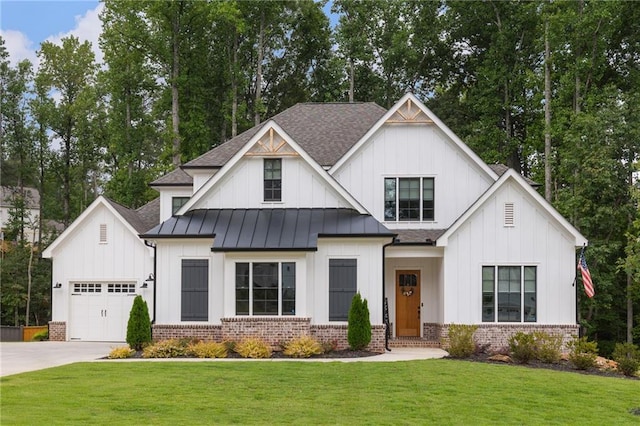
99,223,107,243
504,203,515,227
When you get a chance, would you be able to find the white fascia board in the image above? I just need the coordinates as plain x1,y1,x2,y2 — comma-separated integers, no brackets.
330,93,499,182
177,120,368,215
437,169,587,247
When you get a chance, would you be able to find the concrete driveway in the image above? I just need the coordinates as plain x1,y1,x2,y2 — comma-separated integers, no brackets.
0,341,117,377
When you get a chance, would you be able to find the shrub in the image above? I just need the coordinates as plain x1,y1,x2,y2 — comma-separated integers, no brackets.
567,337,598,370
445,324,478,358
508,332,536,364
283,336,324,358
223,340,237,353
143,339,190,358
532,331,562,364
187,341,228,358
108,346,134,359
235,337,272,358
612,342,640,377
322,340,338,354
126,295,152,351
347,293,371,350
31,329,49,341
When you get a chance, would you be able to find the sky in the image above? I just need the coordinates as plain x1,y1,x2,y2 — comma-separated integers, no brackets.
1,0,103,67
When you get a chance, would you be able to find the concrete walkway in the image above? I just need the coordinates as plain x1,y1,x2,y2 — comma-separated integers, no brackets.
1,342,448,377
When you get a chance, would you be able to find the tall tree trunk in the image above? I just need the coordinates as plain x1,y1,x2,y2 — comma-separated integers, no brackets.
254,10,265,126
349,58,355,102
171,8,181,167
26,231,35,326
544,19,552,202
63,131,71,226
627,274,633,343
231,31,238,138
574,0,584,114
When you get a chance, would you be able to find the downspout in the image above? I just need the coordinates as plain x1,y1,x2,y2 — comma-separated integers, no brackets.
382,238,396,351
144,240,157,324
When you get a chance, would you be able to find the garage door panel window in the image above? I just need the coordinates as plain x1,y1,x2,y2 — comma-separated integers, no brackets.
181,259,209,321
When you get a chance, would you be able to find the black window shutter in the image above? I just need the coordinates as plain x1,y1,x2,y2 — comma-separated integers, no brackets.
329,259,357,321
181,259,209,321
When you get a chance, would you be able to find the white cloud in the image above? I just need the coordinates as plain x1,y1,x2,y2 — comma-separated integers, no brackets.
1,29,38,67
46,3,105,66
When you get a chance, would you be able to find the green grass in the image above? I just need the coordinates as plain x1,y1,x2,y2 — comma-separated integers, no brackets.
1,360,638,425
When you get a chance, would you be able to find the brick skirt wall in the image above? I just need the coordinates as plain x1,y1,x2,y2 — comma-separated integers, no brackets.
438,323,579,351
48,321,66,341
151,320,387,353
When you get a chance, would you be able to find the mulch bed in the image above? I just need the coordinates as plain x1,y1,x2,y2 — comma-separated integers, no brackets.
114,349,377,360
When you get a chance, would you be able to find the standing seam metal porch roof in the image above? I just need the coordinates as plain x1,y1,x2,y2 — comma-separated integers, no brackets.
140,208,395,251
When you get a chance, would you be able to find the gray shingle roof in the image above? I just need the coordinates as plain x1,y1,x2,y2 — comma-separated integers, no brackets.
104,197,160,234
488,164,539,187
183,102,387,169
150,168,193,187
0,186,40,209
141,208,394,251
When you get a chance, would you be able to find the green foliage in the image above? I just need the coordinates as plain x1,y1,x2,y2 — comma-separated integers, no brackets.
142,339,191,358
445,324,478,358
347,293,371,350
567,337,598,370
283,336,324,358
508,332,537,364
186,341,228,359
126,296,151,351
234,337,272,359
532,332,562,364
611,342,640,377
31,329,49,341
108,346,134,359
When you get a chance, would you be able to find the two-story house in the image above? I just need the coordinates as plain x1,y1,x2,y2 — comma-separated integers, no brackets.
43,94,586,351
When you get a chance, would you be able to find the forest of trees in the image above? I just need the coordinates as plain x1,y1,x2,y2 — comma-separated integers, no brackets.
1,0,639,353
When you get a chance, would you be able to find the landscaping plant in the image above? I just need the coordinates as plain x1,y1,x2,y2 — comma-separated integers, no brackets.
347,292,371,350
108,346,134,359
31,329,49,341
126,295,151,351
532,331,562,364
508,331,536,364
567,337,598,370
235,337,272,358
445,324,478,358
283,336,324,358
142,339,191,358
186,341,228,358
611,342,640,377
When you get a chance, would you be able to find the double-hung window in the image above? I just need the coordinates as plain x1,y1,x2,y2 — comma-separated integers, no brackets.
264,159,282,201
235,262,295,316
385,177,435,221
482,265,536,322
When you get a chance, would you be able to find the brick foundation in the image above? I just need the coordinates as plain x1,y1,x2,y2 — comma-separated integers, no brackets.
438,323,579,352
48,321,66,341
423,323,443,341
311,324,386,353
152,324,222,341
221,317,311,349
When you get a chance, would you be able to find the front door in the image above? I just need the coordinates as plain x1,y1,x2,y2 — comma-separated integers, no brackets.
395,270,421,337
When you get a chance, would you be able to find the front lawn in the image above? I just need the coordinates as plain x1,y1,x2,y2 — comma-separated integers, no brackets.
1,360,638,424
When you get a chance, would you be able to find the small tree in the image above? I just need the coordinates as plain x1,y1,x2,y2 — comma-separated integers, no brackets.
347,292,371,350
126,295,151,351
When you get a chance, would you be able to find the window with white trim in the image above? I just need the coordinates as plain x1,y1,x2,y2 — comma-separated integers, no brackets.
264,159,282,202
384,177,435,221
235,262,295,316
73,283,102,293
482,265,536,322
172,197,190,214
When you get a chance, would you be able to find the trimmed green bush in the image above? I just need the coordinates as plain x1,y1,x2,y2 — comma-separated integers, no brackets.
508,332,536,364
283,336,324,358
445,324,478,358
567,337,598,370
347,293,371,350
235,337,272,358
612,342,640,377
532,332,562,364
187,341,228,358
126,295,152,351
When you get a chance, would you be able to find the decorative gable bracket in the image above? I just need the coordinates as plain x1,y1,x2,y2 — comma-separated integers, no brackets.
245,128,299,157
386,98,434,124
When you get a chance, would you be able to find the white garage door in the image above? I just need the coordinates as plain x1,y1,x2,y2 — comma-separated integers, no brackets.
69,282,137,341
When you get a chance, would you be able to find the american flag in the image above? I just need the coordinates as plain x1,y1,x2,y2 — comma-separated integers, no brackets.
578,246,595,298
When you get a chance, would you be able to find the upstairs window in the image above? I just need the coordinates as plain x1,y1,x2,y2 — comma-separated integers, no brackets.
385,177,435,221
264,159,282,201
172,197,190,215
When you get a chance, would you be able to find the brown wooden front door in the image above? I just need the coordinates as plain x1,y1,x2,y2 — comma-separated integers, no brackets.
395,270,421,337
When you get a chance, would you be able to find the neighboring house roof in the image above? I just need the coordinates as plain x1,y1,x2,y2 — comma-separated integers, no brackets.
150,168,193,187
394,229,447,244
437,169,587,247
488,164,539,187
0,186,40,209
141,208,394,251
182,102,387,169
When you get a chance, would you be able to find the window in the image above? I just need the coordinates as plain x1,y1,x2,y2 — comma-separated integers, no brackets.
181,259,208,321
384,177,435,221
482,265,536,322
264,159,282,201
235,262,295,316
329,259,357,321
172,197,189,215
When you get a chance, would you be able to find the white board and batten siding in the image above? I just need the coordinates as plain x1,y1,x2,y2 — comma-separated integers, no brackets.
442,180,577,325
192,156,351,210
49,202,153,341
332,124,495,229
159,187,193,222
